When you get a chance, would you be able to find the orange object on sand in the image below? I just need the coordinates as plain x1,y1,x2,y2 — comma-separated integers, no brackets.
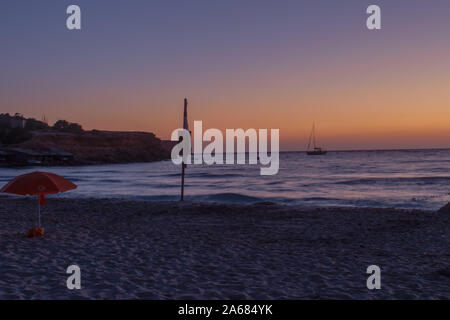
0,171,77,234
27,227,45,238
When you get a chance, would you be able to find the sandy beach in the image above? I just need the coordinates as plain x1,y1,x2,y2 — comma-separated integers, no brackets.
0,197,449,299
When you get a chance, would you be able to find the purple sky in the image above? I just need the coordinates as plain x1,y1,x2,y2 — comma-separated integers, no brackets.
1,0,450,150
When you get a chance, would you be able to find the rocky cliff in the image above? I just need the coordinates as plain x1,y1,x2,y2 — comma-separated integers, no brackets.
13,130,171,165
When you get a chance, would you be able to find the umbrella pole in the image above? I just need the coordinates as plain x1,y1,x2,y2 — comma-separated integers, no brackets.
180,163,185,201
37,197,41,227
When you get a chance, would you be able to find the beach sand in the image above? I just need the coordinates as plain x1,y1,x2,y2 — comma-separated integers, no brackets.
0,197,449,299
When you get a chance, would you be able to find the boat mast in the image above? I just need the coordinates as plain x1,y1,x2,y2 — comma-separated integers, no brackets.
312,122,316,149
307,122,316,151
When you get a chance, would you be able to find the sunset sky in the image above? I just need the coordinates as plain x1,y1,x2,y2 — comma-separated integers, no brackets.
1,0,449,150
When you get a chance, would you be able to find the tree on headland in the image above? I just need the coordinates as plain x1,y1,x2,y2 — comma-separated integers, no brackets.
52,120,84,134
0,113,85,145
25,118,50,131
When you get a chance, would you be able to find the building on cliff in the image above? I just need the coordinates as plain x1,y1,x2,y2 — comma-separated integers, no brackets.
10,114,27,129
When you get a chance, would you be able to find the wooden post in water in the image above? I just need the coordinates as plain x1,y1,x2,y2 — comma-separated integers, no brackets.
180,98,188,201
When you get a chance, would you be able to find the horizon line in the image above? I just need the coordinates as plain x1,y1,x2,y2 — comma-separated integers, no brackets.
188,147,450,155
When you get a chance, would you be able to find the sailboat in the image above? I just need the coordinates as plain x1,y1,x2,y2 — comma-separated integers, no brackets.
306,122,327,155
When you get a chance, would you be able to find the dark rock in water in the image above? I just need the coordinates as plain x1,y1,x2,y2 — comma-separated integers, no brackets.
255,201,276,206
438,203,450,214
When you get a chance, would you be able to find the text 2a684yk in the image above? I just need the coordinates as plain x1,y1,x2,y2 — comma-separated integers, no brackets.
178,304,273,317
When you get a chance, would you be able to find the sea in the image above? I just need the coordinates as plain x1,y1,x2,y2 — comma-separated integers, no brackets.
0,149,449,210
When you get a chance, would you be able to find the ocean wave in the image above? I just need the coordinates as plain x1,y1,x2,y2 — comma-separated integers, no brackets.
397,159,450,164
159,172,242,179
299,197,340,202
187,173,243,179
196,193,263,203
335,176,450,186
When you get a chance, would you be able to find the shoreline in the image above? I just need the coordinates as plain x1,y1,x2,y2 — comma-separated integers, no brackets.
0,194,440,212
0,197,449,299
0,193,444,212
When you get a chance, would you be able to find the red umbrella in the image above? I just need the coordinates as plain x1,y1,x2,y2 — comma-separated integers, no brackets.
1,171,77,233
